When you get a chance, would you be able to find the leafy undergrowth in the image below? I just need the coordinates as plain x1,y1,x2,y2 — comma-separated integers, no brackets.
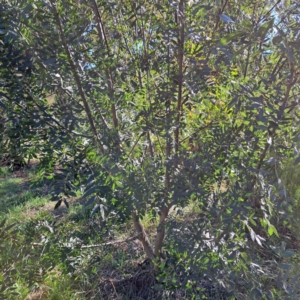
0,165,147,299
1,166,300,299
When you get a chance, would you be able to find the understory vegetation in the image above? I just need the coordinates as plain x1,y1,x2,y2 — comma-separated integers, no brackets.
1,0,300,299
1,163,300,299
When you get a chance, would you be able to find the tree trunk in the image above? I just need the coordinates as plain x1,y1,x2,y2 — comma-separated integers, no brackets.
132,211,154,260
154,206,169,258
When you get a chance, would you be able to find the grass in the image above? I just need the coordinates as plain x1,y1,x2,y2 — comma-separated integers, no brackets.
0,166,84,299
0,165,147,299
0,167,50,223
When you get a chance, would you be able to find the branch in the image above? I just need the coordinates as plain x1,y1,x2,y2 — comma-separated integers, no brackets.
49,1,104,154
243,46,251,78
92,0,120,135
174,0,185,154
81,235,138,249
126,131,146,160
259,0,281,23
147,132,154,158
254,74,298,190
205,0,229,61
32,235,139,249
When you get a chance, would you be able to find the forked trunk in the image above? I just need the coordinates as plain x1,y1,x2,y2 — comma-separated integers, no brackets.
132,207,170,262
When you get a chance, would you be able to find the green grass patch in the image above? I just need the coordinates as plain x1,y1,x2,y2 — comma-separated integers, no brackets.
0,166,84,299
0,176,49,222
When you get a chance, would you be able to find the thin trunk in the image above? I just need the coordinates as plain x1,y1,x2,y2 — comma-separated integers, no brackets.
174,0,185,154
147,132,154,158
154,206,170,258
50,1,104,154
132,211,154,260
92,1,119,135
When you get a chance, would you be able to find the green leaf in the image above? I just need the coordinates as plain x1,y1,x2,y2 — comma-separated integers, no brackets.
84,196,96,207
280,263,292,270
83,186,95,199
282,250,294,258
152,284,164,291
54,200,62,210
250,288,262,298
294,156,300,166
268,224,278,237
257,19,274,40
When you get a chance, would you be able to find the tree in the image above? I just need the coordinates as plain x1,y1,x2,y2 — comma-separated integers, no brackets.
0,4,35,168
1,0,300,296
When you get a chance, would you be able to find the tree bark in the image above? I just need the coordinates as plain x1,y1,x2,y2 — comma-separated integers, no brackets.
154,206,169,258
132,211,154,260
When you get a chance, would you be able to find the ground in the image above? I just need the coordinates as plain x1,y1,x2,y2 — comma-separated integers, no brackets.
1,164,300,299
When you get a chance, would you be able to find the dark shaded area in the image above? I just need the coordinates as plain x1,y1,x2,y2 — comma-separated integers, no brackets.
1,46,33,80
98,259,234,300
0,154,27,170
0,179,31,214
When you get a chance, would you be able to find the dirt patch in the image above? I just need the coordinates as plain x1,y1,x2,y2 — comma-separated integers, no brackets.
97,259,232,300
25,286,49,300
98,259,157,300
22,196,85,220
50,197,84,219
0,161,39,181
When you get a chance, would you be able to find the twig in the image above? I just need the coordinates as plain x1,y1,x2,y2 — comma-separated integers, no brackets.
32,235,139,249
81,235,138,248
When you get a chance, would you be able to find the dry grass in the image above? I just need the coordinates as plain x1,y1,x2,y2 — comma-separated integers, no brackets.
24,286,49,300
46,94,56,107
